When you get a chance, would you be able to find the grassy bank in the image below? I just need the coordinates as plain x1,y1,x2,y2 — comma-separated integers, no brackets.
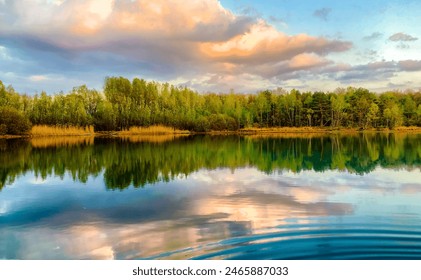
118,125,189,135
238,126,339,134
30,125,95,136
238,126,421,134
1,125,421,139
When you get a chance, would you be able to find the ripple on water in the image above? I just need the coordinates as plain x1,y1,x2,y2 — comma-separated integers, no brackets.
148,217,421,260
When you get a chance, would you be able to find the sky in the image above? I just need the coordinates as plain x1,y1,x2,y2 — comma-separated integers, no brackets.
1,0,421,94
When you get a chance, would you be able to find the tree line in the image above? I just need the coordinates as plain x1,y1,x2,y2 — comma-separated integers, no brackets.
1,77,421,134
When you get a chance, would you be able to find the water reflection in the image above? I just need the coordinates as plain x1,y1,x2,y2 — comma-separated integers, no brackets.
1,166,421,259
1,133,420,190
0,133,420,259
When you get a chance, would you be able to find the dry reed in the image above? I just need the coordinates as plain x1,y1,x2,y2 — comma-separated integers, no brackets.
393,126,421,132
118,125,189,135
31,125,94,136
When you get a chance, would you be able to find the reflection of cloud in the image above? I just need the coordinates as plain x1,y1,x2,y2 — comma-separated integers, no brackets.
288,187,333,203
2,167,420,259
192,170,353,231
203,190,352,218
0,201,10,214
401,184,421,194
67,225,115,259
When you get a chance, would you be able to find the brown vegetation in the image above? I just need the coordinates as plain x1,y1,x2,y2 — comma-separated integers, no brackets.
118,125,189,135
30,125,94,136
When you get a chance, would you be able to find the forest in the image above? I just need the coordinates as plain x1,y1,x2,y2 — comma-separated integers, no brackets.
1,77,421,135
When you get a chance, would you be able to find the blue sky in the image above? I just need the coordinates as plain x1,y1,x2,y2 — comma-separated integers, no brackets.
0,0,420,94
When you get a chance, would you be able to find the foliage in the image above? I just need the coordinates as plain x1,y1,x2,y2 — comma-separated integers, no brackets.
0,107,32,135
0,78,420,134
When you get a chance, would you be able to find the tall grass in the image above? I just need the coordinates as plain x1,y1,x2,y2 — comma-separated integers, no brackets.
31,125,94,136
119,125,189,135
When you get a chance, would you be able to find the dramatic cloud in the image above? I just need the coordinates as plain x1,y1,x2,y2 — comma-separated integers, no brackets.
389,32,418,42
0,0,353,93
313,8,331,21
0,0,420,93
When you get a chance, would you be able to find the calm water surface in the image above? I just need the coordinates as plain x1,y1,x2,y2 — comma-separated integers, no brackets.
0,133,420,259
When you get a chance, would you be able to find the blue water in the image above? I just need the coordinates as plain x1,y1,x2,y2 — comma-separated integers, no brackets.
0,135,420,259
1,167,421,259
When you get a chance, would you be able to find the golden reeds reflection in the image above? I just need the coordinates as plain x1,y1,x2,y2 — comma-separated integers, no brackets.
30,136,94,148
119,134,189,143
28,134,190,147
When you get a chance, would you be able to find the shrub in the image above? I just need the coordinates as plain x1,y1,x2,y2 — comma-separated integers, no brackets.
0,124,6,135
0,107,32,135
206,114,238,131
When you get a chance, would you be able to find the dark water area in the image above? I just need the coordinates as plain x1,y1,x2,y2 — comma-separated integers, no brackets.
0,133,420,259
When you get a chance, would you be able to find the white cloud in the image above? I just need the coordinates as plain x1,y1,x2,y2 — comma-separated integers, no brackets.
29,75,49,82
0,45,11,60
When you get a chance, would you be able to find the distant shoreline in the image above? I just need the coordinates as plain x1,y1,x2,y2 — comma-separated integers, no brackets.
1,126,421,139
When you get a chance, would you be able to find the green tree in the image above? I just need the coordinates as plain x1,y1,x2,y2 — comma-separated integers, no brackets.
331,92,348,127
0,107,31,135
384,103,403,129
366,103,380,128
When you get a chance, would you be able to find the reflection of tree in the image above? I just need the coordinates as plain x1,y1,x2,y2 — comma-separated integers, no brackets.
0,134,420,191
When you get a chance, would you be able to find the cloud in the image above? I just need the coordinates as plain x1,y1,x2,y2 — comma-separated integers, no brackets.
0,45,10,59
330,59,421,84
29,75,49,82
201,20,351,64
0,0,353,93
398,60,421,71
313,8,331,21
363,32,383,41
288,53,330,69
389,32,418,42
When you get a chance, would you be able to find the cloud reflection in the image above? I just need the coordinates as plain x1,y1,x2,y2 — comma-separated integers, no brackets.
1,168,356,259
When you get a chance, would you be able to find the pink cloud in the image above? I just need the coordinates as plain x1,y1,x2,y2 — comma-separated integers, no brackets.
0,0,356,91
288,53,330,69
201,21,351,65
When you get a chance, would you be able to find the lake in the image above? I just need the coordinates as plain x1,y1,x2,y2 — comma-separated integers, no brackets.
1,133,420,259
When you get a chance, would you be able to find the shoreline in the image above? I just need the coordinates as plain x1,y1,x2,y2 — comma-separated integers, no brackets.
1,126,421,139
